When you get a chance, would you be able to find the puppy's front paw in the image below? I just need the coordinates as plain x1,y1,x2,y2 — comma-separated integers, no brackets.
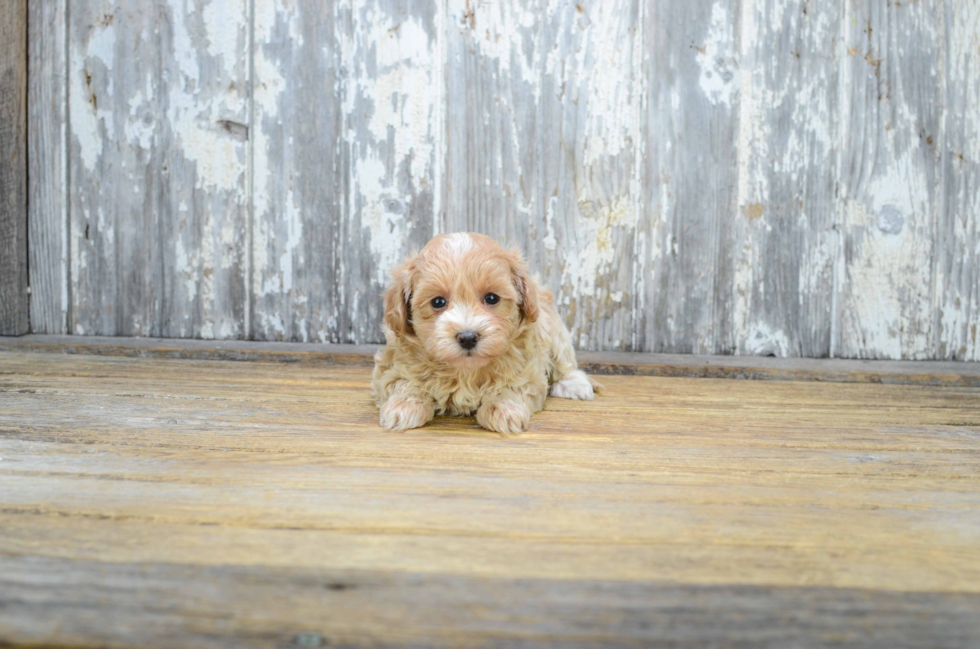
549,369,595,400
477,400,531,435
380,397,433,431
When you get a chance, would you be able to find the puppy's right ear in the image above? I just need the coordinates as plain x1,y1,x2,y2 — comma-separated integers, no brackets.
383,256,417,337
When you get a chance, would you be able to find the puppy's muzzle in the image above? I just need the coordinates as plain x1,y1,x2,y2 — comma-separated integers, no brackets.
456,331,480,350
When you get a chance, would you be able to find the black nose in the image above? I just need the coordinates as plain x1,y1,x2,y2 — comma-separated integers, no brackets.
456,331,480,350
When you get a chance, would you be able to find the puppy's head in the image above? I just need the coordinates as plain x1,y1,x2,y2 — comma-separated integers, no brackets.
383,233,538,370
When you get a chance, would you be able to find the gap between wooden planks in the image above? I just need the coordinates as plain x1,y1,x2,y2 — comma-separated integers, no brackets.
0,350,979,647
2,334,980,386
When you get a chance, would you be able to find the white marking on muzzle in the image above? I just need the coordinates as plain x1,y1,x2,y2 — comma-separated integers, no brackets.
440,304,493,337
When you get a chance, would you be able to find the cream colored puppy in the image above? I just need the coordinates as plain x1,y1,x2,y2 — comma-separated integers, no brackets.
372,232,598,434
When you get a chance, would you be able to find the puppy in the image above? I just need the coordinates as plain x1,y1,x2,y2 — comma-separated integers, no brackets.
372,232,598,434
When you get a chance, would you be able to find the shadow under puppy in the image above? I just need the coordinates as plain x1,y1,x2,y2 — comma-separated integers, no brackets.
372,232,599,434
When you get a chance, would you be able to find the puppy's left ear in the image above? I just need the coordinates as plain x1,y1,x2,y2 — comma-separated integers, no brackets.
508,249,539,323
383,255,417,336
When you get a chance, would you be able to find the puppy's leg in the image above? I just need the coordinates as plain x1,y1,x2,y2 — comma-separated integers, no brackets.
477,393,531,435
476,376,548,435
379,382,435,432
549,369,596,400
545,310,599,400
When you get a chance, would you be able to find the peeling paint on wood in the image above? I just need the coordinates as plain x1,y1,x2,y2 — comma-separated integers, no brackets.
445,0,641,352
26,0,980,359
342,0,442,343
838,0,944,360
250,0,344,342
68,0,249,338
732,0,840,358
252,0,439,344
638,0,739,355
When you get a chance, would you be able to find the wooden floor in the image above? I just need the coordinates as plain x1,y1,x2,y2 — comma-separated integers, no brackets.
1,350,979,648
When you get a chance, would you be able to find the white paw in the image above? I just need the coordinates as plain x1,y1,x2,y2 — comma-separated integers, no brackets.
549,370,595,400
380,397,433,431
477,400,531,435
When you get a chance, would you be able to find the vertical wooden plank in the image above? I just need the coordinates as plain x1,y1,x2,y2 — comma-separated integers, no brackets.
837,0,944,359
937,2,980,362
443,0,541,247
250,0,344,342
342,0,443,343
444,0,642,351
729,0,841,357
28,0,69,334
160,1,250,339
637,0,740,354
69,0,249,337
67,0,121,336
251,0,440,344
0,0,28,335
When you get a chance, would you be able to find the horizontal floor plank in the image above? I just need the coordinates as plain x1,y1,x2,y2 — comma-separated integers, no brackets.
0,351,979,647
2,556,979,649
2,335,979,385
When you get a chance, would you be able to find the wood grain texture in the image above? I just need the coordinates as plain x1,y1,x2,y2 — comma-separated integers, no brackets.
637,0,739,355
732,0,840,357
3,334,980,386
27,0,68,334
444,0,642,351
0,351,979,647
837,0,945,360
68,0,249,338
250,0,344,342
25,0,980,359
0,0,28,336
252,0,440,344
3,558,979,649
340,0,441,343
937,2,980,361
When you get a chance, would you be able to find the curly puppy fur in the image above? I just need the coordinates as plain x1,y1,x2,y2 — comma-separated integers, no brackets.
372,233,598,434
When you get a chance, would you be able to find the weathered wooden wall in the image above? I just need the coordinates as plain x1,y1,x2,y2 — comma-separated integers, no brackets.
1,0,28,335
24,0,980,359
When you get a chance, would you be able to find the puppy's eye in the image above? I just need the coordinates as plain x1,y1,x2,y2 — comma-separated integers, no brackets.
484,293,500,305
431,296,447,309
